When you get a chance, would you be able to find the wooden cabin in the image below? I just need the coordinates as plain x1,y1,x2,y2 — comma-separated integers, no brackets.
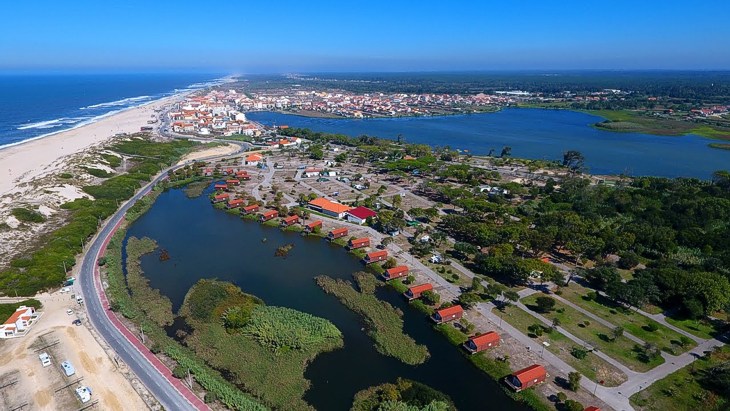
214,184,228,191
431,305,464,323
304,220,323,233
226,198,245,209
463,331,500,354
404,283,433,300
348,237,370,249
364,250,388,264
226,179,240,186
241,204,260,214
382,265,409,281
328,227,348,240
281,215,300,227
212,193,229,203
259,210,279,222
504,364,547,392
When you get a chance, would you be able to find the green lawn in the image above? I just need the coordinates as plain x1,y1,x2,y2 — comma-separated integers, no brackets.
521,295,665,372
630,346,730,411
498,305,627,387
665,316,724,340
558,284,696,354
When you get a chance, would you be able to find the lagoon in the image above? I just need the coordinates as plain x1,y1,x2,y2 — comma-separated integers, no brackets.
125,185,529,411
247,109,729,179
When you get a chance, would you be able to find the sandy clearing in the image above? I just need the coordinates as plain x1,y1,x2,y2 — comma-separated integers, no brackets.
177,142,240,164
0,291,148,410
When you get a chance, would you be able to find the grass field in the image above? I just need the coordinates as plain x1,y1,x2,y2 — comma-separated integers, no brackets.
586,109,730,139
521,295,665,372
558,284,696,354
498,305,627,386
664,316,725,340
630,346,730,411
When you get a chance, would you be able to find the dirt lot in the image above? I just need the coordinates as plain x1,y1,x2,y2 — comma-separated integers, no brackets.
0,292,147,410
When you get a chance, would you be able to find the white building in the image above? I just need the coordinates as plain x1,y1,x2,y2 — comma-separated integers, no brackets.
0,306,36,338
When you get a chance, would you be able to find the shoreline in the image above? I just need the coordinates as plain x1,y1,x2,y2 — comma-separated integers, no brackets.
0,92,189,196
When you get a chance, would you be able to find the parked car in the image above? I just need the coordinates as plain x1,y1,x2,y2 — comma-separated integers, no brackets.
60,287,71,294
39,352,51,367
75,386,92,403
66,309,73,315
72,319,82,326
61,361,76,377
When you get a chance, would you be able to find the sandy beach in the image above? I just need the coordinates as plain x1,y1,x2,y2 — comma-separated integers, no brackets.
0,94,185,197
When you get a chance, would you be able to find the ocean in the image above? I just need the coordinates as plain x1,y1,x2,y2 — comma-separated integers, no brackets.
0,73,224,148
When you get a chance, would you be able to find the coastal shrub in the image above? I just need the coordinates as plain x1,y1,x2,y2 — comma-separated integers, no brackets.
11,207,45,223
241,306,342,352
124,237,174,327
58,172,73,179
183,279,263,322
84,167,114,178
351,378,456,411
0,299,42,321
101,153,122,168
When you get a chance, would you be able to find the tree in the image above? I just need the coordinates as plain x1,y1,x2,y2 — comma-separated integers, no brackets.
564,399,584,411
503,290,520,306
611,326,624,341
383,257,397,269
535,296,556,313
567,371,581,391
391,194,402,209
470,277,484,294
422,290,440,306
562,150,586,173
571,346,588,359
552,317,561,331
500,146,512,158
528,323,544,337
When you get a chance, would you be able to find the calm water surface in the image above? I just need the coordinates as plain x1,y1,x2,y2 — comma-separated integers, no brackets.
247,109,729,179
126,185,530,411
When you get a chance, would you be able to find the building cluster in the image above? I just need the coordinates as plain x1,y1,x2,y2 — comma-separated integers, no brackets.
236,89,514,118
169,89,262,136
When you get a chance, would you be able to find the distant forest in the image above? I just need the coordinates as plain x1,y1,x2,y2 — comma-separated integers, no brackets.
235,71,730,104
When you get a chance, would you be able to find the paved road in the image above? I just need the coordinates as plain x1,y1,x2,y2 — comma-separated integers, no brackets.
78,140,248,410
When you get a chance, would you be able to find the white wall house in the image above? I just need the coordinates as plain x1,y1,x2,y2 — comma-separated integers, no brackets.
0,306,36,338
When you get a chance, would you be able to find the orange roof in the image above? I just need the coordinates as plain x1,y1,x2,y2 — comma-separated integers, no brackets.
584,407,601,411
308,197,351,214
307,220,323,228
262,210,278,217
330,227,348,235
409,283,433,294
3,307,32,325
367,250,388,259
246,153,263,162
386,266,409,276
513,364,546,385
470,331,500,345
283,215,299,222
436,305,463,318
350,237,370,245
243,204,259,211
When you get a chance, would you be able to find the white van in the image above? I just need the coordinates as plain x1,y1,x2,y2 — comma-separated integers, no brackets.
39,352,51,367
76,296,84,304
61,360,75,376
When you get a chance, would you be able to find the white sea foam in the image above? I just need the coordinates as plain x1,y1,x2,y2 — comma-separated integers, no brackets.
17,117,91,130
80,95,152,110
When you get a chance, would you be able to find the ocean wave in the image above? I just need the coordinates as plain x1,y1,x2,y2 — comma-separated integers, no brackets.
80,95,152,110
17,116,91,130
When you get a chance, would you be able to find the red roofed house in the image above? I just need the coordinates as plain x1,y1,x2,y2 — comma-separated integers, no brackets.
226,179,240,186
345,206,378,225
364,250,388,264
214,184,228,191
505,364,547,392
584,407,601,411
1,306,36,338
463,331,500,354
241,204,260,215
328,227,349,240
245,153,263,166
383,265,409,281
404,283,433,300
212,193,230,203
304,220,323,233
235,170,250,179
281,215,300,227
260,210,279,222
431,305,464,323
348,237,370,250
227,199,245,209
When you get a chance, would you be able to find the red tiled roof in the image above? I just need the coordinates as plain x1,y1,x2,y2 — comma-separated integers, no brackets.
366,250,388,259
408,283,433,294
385,266,409,277
470,331,500,346
436,305,463,318
3,307,32,325
346,206,377,220
309,197,351,214
330,227,348,235
513,365,546,386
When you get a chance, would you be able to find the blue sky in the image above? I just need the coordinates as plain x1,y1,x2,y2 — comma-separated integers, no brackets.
1,0,728,73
